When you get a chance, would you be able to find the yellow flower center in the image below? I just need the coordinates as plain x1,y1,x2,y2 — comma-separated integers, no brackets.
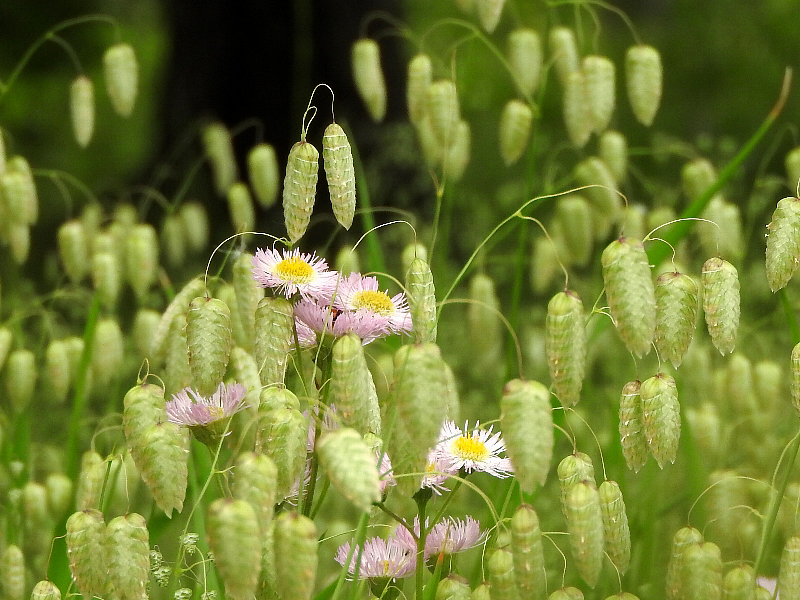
275,257,314,282
452,434,489,462
352,290,394,315
381,560,391,576
206,405,227,421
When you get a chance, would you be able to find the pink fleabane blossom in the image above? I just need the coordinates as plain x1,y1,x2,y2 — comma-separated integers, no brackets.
435,420,514,478
166,382,246,427
252,247,338,300
294,297,394,345
333,273,412,335
420,449,458,495
393,516,485,559
335,537,415,579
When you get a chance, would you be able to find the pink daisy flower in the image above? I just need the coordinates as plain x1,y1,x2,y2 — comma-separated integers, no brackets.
420,448,458,495
436,420,514,478
393,516,485,558
252,247,338,300
335,537,415,579
294,297,392,345
166,382,246,427
333,273,412,335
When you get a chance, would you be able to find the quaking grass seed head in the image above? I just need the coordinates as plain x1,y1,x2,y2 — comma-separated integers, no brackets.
654,271,699,368
352,38,387,122
564,481,604,588
406,256,438,344
625,44,662,126
765,196,800,291
510,503,545,599
598,480,631,575
247,142,280,208
548,26,579,88
322,122,356,229
582,55,616,133
186,296,234,397
546,290,587,407
207,498,262,600
202,121,238,196
507,27,542,97
407,53,432,124
274,512,318,600
639,373,681,467
66,509,108,599
283,140,319,244
563,70,591,148
498,99,533,166
619,380,647,472
70,75,95,148
701,257,740,355
103,43,138,117
317,427,381,512
106,513,150,600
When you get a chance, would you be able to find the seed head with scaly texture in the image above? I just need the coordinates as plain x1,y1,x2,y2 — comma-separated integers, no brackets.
323,122,356,229
765,196,800,291
106,513,149,600
702,257,740,355
283,141,319,243
564,482,604,588
599,480,631,575
317,427,381,513
501,379,552,493
274,512,318,600
186,296,234,396
619,380,648,472
207,499,262,600
654,271,699,368
640,373,681,468
546,291,586,407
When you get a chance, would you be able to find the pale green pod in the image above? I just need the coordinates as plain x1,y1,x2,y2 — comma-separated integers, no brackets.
186,296,233,397
625,45,662,126
103,43,138,116
66,509,108,598
45,339,70,404
598,130,628,184
786,146,800,192
352,38,387,122
6,348,36,413
766,197,800,291
654,271,699,368
23,481,54,556
258,407,308,498
472,582,492,600
444,119,471,182
682,158,717,201
574,157,621,239
468,273,503,365
546,290,587,407
233,451,278,535
754,360,782,411
259,520,280,600
207,498,262,600
0,327,10,371
0,544,24,600
619,380,647,472
428,79,461,148
57,219,89,283
317,427,381,512
160,213,187,268
274,512,318,600
640,373,681,468
45,472,74,520
323,122,357,229
227,181,256,233
259,386,301,412
70,75,95,147
510,504,545,600
74,451,106,510
780,537,800,600
233,251,264,353
283,140,319,244
6,155,38,224
702,257,740,355
555,195,593,266
665,526,703,599
63,335,93,397
563,70,591,148
136,422,189,517
230,346,262,403
8,222,29,264
476,0,505,32
792,342,800,416
91,317,124,389
106,513,149,600
123,382,166,462
91,251,121,309
132,308,160,359
334,244,360,275
125,223,159,300
31,580,62,600
165,312,191,396
598,480,631,575
601,237,656,357
564,481,604,588
248,142,280,208
415,114,443,168
406,256,438,344
150,276,205,365
330,333,381,435
508,28,542,97
548,589,584,600
218,282,248,353
486,545,521,600
437,575,472,600
726,354,756,414
558,453,596,518
499,99,533,166
202,121,238,196
583,55,615,133
549,27,579,88
179,201,210,253
682,541,722,600
253,296,294,386
407,53,433,124
722,564,756,600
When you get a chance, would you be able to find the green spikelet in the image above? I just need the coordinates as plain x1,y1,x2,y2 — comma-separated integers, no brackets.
428,79,461,148
792,342,800,416
57,219,89,283
179,201,210,253
352,38,387,122
274,512,318,600
501,379,553,493
230,347,262,417
165,312,191,396
125,223,159,300
259,520,280,600
208,498,262,600
390,343,451,493
682,157,717,201
257,407,308,498
330,333,381,435
598,480,631,575
248,143,280,208
563,70,591,148
136,421,189,517
476,0,505,32
202,121,238,196
787,146,800,191
437,575,472,600
583,55,615,133
5,348,36,413
317,427,381,512
5,155,38,224
46,472,74,520
508,28,542,97
468,273,503,366
219,282,247,356
227,181,256,233
665,527,703,599
472,582,492,600
259,385,301,412
555,195,593,266
74,450,106,510
682,541,723,600
722,565,756,600
601,237,655,357
416,115,443,168
548,26,579,88
619,380,648,472
123,382,166,464
45,339,70,403
103,43,138,116
233,252,264,352
486,543,521,600
92,251,121,309
407,53,433,124
604,595,639,600
233,451,278,534
564,481,604,588
186,296,233,397
23,481,52,556
548,589,584,600
283,140,319,244
499,99,533,166
558,453,596,518
91,317,124,389
70,75,95,147
444,119,471,182
511,504,545,600
133,308,160,359
574,157,621,240
702,257,740,356
254,296,294,386
654,271,699,368
106,513,149,600
406,256,438,344
66,509,108,598
766,197,800,291
625,45,662,126
31,580,62,600
598,130,628,184
323,122,357,229
160,212,187,268
640,373,681,467
0,545,24,600
546,290,587,407
780,537,800,600
150,276,205,366
7,222,29,264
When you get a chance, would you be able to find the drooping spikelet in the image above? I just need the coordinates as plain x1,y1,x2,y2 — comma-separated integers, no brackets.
248,142,280,208
253,296,294,387
122,382,166,462
317,427,381,512
444,120,471,181
598,130,628,184
106,513,149,600
722,565,756,600
4,155,38,225
44,339,70,404
701,257,740,355
66,509,108,599
625,45,662,126
548,588,584,600
780,536,800,600
681,541,723,600
574,157,621,240
5,348,36,413
232,451,278,535
125,223,159,300
103,43,138,117
406,256,438,344
70,75,95,147
330,333,381,436
499,99,533,166
74,451,106,511
548,26,579,88
666,526,704,599
179,201,210,253
563,70,591,148
476,0,506,32
274,512,318,600
351,38,387,122
598,480,631,575
486,539,520,600
428,80,461,149
31,580,62,600
654,271,699,368
207,498,262,600
601,237,656,357
507,28,542,97
322,122,357,229
164,312,191,396
136,422,189,517
437,576,471,600
92,251,121,309
283,140,319,244
202,121,238,196
233,251,264,352
555,195,593,266
618,380,647,472
150,277,205,366
257,407,308,498
511,504,545,599
640,373,680,468
787,146,800,193
546,290,587,407
765,196,800,291
583,55,616,133
227,181,256,234
0,545,24,600
57,219,89,283
186,296,233,397
91,317,124,389
564,481,604,588
407,53,433,124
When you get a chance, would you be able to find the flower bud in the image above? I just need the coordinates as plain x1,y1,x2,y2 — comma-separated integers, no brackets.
681,542,722,600
232,451,278,534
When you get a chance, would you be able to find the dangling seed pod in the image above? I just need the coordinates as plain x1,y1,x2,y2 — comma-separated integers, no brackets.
233,252,264,353
5,155,38,224
45,339,70,404
179,201,210,254
106,513,149,600
546,290,587,407
66,509,108,599
122,382,166,462
150,277,205,365
283,140,319,244
259,386,300,412
125,223,159,301
582,55,615,133
202,121,238,196
164,312,191,396
619,380,647,472
70,75,95,147
0,545,24,600
766,197,800,291
7,223,29,264
330,333,382,436
31,580,62,600
248,143,280,208
136,422,189,517
5,348,36,413
352,38,387,122
472,582,492,600
511,504,545,599
476,0,506,32
232,452,278,535
722,565,756,600
227,182,256,233
468,273,503,365
666,526,704,599
407,53,433,124
46,472,75,520
549,27,579,88
599,480,631,575
601,237,656,357
103,43,138,116
564,481,604,588
486,543,520,600
428,79,461,149
416,114,443,168
323,122,357,229
257,407,307,499
406,256,438,344
253,296,294,386
444,119,471,181
499,99,533,166
207,498,262,600
780,537,800,600
132,309,159,359
701,257,740,356
437,576,471,600
555,195,593,266
574,157,621,240
186,296,234,397
598,130,628,184
786,146,800,192
681,541,723,600
92,317,124,389
654,271,699,368
274,512,318,600
58,219,89,283
74,451,106,511
625,44,662,126
92,251,122,310
317,427,381,512
549,589,584,600
507,28,542,97
640,373,681,468
558,452,596,520
563,70,591,148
